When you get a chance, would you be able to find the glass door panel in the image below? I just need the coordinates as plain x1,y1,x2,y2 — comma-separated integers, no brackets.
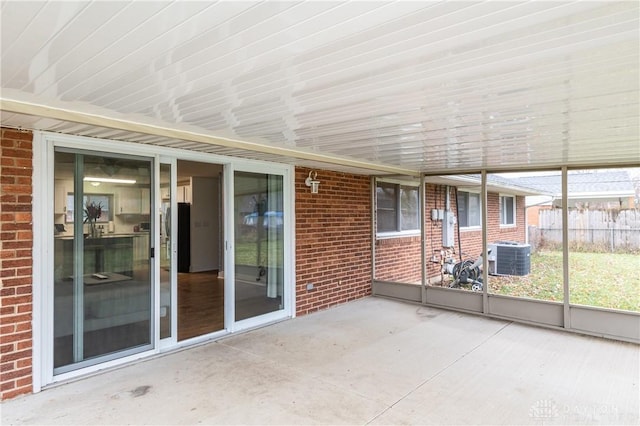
53,150,153,372
234,171,284,321
159,163,172,339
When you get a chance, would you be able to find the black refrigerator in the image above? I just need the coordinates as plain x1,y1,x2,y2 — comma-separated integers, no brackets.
177,202,190,273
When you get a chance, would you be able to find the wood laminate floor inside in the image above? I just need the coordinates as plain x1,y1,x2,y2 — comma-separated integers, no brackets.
178,271,224,341
177,270,282,341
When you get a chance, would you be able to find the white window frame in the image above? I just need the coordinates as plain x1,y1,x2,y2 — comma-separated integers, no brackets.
499,194,516,227
457,189,482,230
375,179,420,238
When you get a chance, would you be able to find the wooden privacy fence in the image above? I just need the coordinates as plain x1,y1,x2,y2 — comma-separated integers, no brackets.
529,208,640,253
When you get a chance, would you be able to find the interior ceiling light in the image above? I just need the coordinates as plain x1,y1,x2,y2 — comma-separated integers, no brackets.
84,176,136,184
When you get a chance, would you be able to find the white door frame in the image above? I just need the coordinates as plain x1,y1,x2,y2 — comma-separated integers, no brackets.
157,156,177,350
33,132,296,390
37,134,157,386
227,162,295,333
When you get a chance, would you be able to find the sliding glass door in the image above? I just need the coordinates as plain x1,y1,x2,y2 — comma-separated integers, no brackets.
53,150,153,373
234,171,284,321
38,134,297,386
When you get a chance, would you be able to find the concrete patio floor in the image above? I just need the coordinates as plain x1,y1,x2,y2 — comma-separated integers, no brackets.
2,297,639,425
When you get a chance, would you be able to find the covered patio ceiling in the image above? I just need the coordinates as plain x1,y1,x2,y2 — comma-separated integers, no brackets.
1,1,638,176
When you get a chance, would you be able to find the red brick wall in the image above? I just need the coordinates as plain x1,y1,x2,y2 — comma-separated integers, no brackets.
496,193,526,240
375,236,421,283
1,128,34,400
376,183,528,284
427,185,527,277
295,168,372,315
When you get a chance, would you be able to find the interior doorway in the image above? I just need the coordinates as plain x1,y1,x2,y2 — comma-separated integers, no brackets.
175,160,224,341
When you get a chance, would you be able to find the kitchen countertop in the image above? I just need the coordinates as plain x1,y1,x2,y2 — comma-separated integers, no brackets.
55,232,149,239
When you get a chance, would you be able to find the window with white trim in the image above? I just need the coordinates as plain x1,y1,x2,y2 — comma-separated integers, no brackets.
457,191,481,228
376,181,419,235
500,195,515,226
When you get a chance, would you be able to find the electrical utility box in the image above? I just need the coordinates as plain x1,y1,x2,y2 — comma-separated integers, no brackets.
487,241,531,276
442,210,456,247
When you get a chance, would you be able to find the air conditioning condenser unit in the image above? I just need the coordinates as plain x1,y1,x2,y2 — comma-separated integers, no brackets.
487,241,531,276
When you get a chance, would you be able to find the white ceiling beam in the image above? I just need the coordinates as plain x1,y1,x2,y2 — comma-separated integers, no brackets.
0,97,420,177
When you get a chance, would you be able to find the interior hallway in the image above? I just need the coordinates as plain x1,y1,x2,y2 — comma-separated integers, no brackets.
2,297,638,425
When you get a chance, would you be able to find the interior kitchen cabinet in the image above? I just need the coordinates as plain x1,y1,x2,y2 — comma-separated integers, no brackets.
54,180,70,215
177,182,192,203
160,185,170,200
115,187,151,215
133,234,150,267
140,188,150,213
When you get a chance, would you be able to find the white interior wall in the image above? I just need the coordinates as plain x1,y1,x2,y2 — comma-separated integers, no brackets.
189,176,220,272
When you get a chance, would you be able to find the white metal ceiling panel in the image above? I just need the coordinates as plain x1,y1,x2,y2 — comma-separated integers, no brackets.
1,1,638,174
0,1,45,59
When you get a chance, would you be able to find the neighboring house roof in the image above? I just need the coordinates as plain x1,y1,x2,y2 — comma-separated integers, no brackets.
485,174,553,196
511,170,635,199
428,170,636,203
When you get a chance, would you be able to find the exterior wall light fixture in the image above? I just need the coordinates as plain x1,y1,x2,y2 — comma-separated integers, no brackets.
305,170,320,194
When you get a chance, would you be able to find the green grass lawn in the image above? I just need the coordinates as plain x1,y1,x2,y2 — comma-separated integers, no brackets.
235,240,283,267
489,251,640,312
237,239,639,311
